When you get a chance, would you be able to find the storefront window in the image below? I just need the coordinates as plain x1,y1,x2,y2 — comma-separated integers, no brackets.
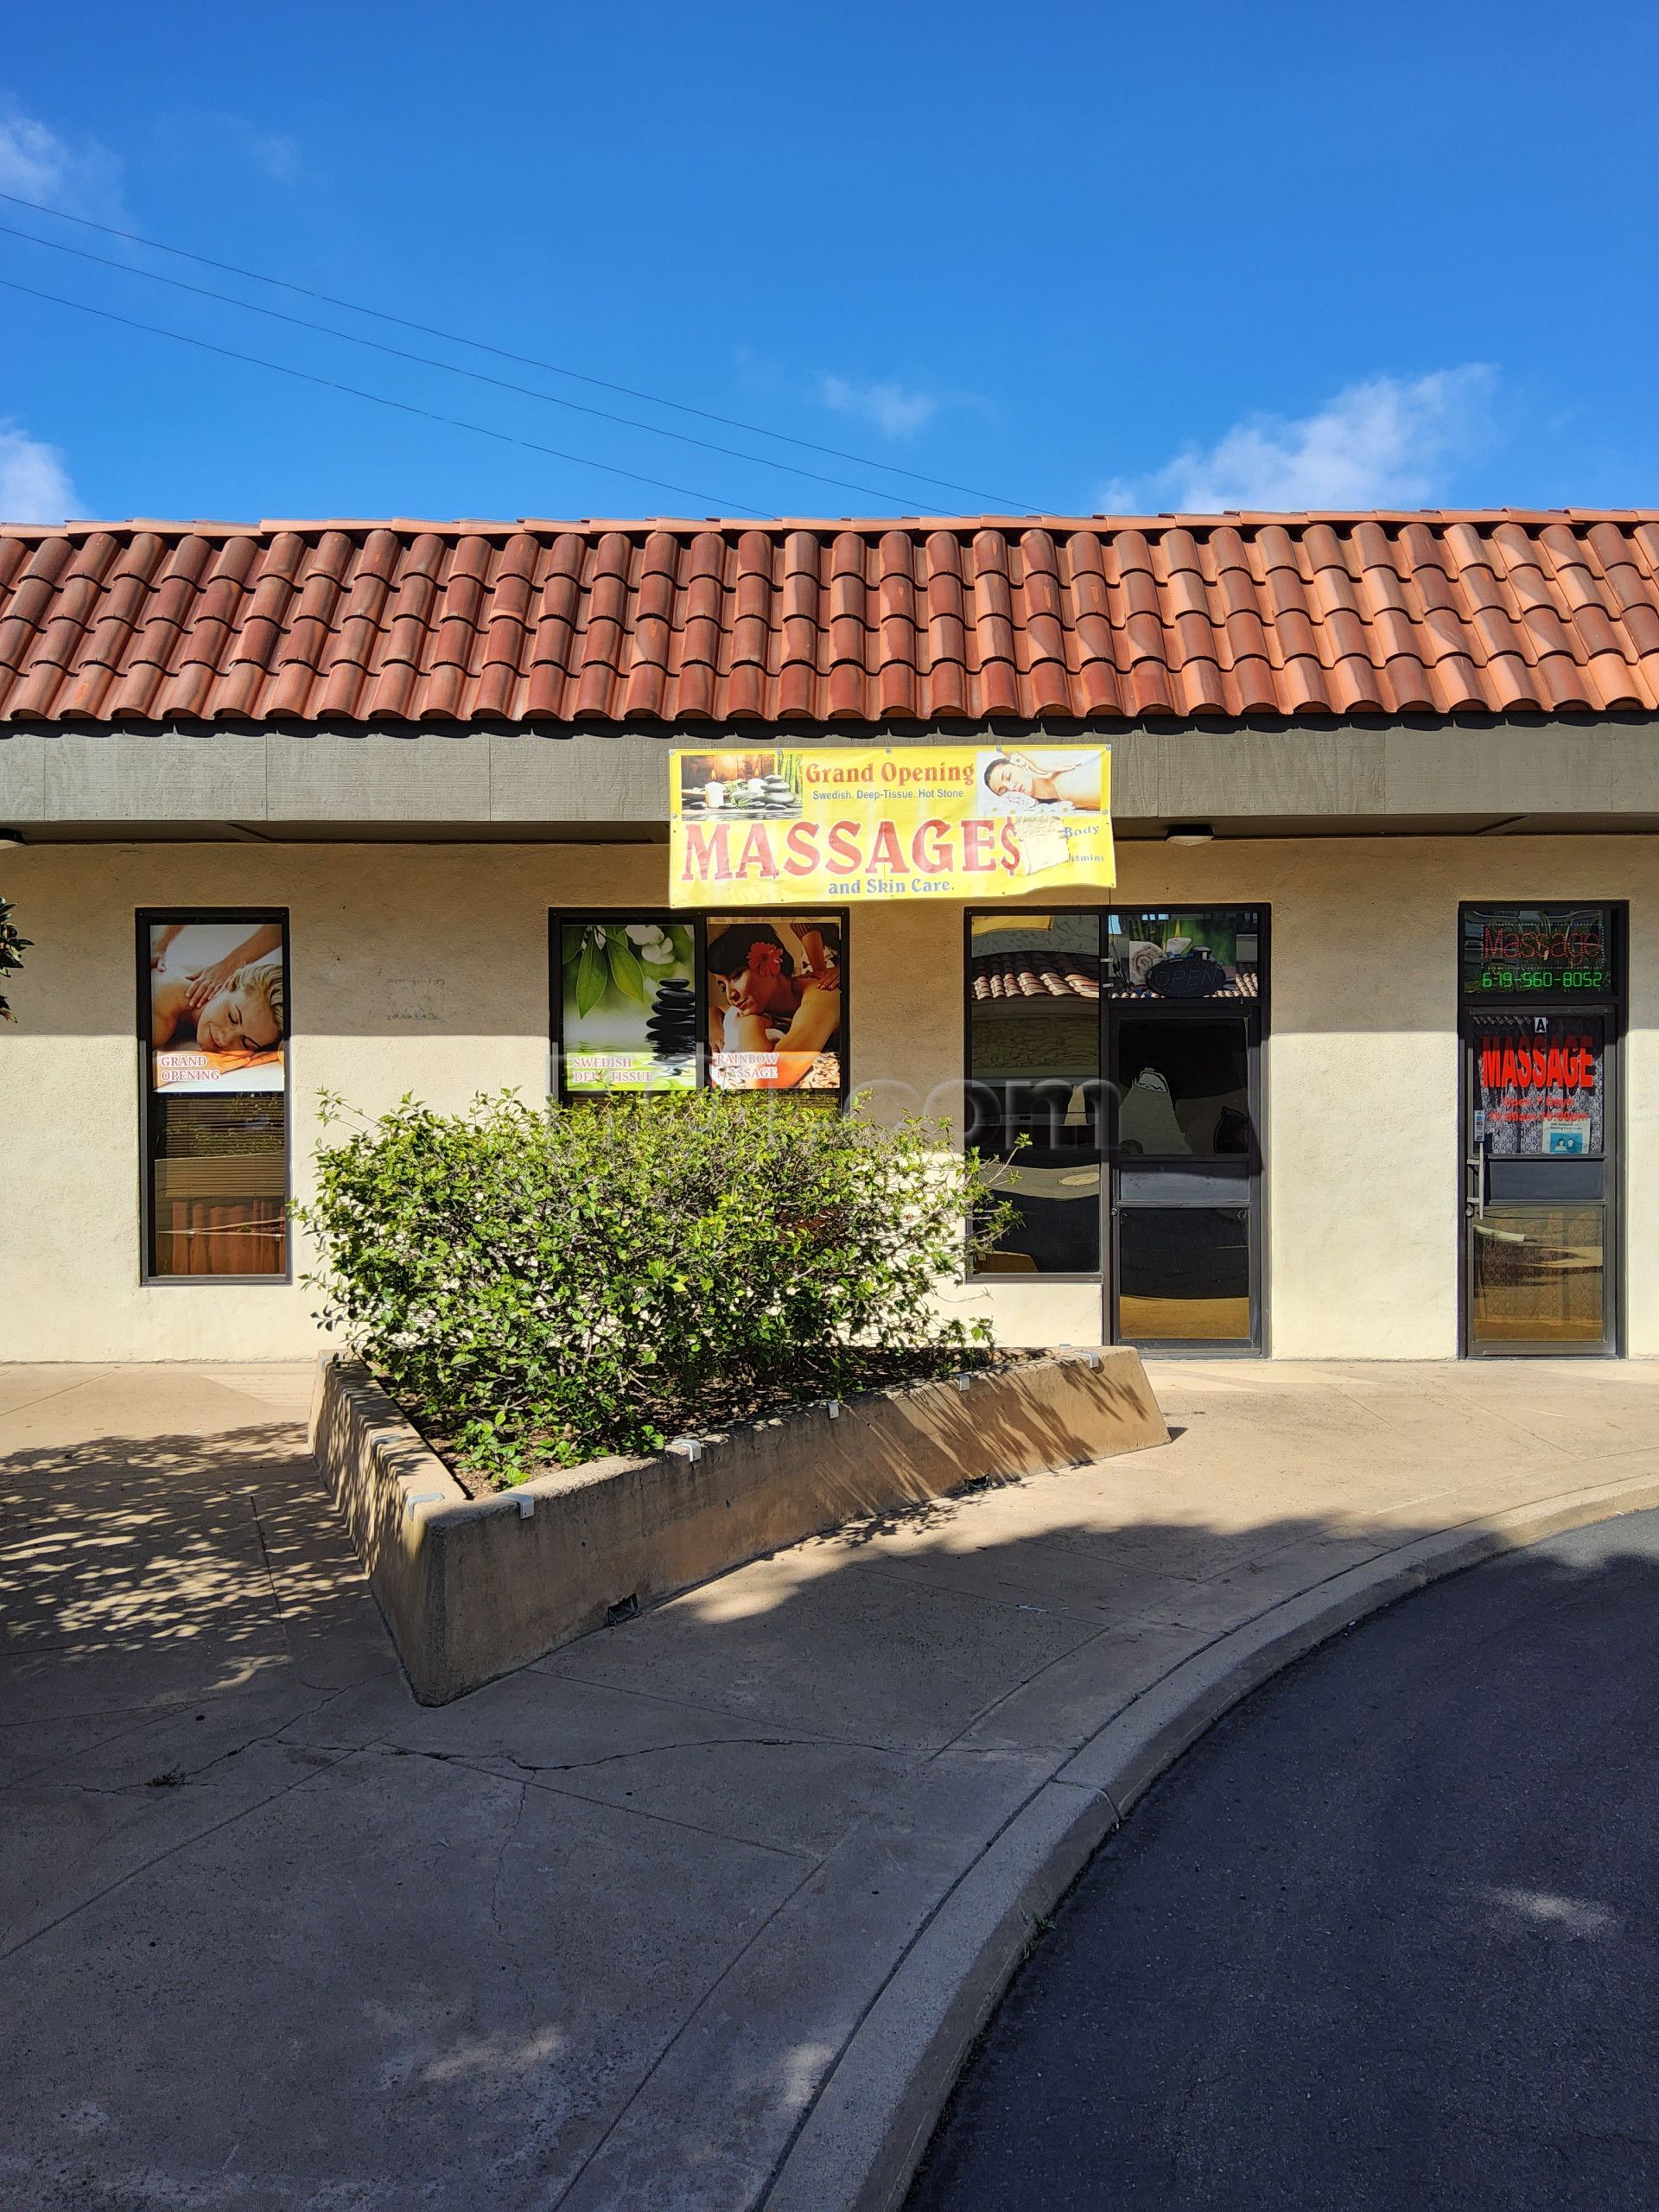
1471,1013,1604,1159
967,914,1103,1274
1104,910,1261,1000
141,913,289,1280
552,912,847,1103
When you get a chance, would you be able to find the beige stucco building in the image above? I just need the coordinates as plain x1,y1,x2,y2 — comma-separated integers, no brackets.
3,512,1655,1364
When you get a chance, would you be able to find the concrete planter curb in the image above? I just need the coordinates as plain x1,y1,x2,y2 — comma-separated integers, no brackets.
310,1346,1169,1705
759,1467,1659,2212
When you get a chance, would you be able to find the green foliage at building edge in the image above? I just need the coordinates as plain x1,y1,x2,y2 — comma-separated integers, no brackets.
0,891,29,1022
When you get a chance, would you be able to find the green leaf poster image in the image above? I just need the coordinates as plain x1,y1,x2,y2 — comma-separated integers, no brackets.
560,920,696,1091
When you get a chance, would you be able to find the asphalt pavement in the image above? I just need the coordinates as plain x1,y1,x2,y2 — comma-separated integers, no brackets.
908,1508,1659,2212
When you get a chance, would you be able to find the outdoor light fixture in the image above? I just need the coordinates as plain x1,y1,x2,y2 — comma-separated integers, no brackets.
1165,823,1214,846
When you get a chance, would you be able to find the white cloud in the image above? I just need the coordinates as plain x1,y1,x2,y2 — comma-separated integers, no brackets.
818,374,940,441
186,113,302,185
0,422,79,522
1103,367,1496,514
0,99,121,214
240,127,301,185
0,104,75,200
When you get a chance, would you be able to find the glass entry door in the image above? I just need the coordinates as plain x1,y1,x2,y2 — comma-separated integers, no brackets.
1106,909,1264,1351
1463,1008,1617,1351
1460,906,1622,1356
966,906,1265,1350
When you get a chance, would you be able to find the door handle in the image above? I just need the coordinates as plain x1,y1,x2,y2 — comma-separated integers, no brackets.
1464,1144,1487,1220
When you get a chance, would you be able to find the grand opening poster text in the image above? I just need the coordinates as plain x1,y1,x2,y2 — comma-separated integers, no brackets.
669,745,1113,907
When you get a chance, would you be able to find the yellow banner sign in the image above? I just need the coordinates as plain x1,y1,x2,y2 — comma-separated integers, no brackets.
670,745,1112,906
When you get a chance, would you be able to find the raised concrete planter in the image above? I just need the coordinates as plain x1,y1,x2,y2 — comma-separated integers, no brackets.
310,1349,1168,1704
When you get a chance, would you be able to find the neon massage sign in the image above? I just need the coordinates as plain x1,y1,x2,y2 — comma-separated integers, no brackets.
1461,906,1614,997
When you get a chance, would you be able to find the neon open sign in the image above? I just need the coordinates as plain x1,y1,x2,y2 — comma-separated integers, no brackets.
1461,906,1615,997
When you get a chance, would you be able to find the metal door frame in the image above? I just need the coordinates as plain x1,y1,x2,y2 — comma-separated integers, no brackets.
1457,900,1624,1358
963,905,1269,1351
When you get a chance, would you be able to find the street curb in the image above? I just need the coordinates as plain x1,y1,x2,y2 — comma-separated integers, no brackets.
760,1471,1659,2212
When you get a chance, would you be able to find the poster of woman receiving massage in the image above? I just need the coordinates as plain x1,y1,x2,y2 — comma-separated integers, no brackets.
147,919,287,1094
706,916,842,1094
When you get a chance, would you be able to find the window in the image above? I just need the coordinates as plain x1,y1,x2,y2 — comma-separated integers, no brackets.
1471,1206,1606,1346
1116,1207,1253,1343
1116,1018,1252,1158
140,912,290,1281
1104,909,1262,1001
967,913,1103,1274
551,912,846,1103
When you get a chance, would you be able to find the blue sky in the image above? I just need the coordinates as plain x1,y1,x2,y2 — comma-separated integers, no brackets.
2,1,1656,527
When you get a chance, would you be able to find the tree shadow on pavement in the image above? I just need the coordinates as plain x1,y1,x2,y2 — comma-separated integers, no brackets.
2,1396,1656,2212
0,1423,393,1719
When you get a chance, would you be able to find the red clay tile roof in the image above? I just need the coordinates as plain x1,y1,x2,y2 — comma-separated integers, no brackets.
2,512,1658,729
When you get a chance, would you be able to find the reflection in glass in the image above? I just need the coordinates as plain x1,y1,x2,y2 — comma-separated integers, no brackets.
1471,1206,1605,1346
149,1096,288,1277
1116,1019,1251,1159
1105,909,1261,1000
1116,1208,1251,1341
968,914,1101,1273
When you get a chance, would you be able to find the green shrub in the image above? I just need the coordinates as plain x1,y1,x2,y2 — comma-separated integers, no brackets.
297,1089,1015,1480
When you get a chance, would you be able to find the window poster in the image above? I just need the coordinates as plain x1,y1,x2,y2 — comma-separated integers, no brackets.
1472,1013,1604,1157
148,919,287,1093
706,917,842,1093
560,919,696,1092
1104,911,1261,1001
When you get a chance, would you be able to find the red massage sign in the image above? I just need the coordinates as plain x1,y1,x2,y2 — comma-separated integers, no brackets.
1472,1013,1604,1157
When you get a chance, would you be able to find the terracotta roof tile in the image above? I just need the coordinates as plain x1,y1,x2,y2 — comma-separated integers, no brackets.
971,948,1101,1001
0,511,1656,729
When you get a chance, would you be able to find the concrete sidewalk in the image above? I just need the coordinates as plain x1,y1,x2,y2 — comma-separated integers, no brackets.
3,1358,1657,2212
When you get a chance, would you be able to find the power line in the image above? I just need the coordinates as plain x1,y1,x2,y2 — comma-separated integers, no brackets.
0,217,991,513
0,274,766,516
0,187,1035,512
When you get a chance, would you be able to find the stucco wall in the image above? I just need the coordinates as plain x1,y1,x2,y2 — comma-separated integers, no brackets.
2,836,1654,1361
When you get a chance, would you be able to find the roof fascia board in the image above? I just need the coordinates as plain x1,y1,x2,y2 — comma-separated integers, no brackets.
3,721,1657,833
